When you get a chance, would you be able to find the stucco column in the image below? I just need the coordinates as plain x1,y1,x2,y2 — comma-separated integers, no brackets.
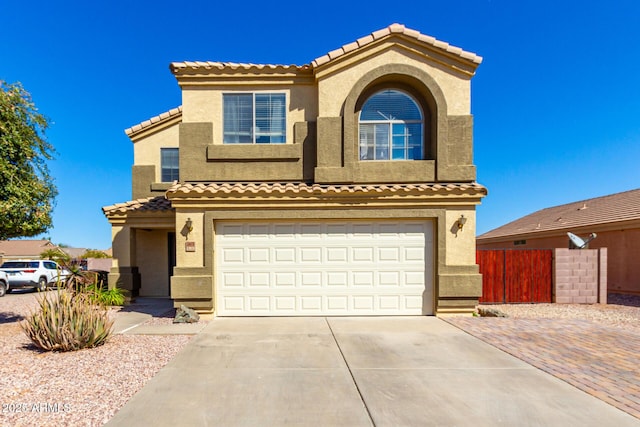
171,211,214,312
437,209,482,315
108,224,141,299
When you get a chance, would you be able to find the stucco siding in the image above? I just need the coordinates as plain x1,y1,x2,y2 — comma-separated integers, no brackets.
317,45,471,117
181,85,317,145
133,122,180,183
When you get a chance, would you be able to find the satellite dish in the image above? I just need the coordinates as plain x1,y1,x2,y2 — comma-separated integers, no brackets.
567,232,597,249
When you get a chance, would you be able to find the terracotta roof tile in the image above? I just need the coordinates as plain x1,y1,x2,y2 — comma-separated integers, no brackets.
166,182,487,198
170,61,312,74
478,188,640,240
169,24,481,76
356,34,375,47
102,196,173,216
311,23,482,68
125,106,182,136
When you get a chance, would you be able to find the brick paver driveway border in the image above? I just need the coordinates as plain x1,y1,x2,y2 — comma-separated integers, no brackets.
446,317,640,419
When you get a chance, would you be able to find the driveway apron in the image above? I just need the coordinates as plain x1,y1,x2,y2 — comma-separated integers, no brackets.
106,317,640,427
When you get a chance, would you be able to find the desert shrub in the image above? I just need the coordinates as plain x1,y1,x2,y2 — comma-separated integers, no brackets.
85,284,127,307
21,290,113,352
58,266,126,307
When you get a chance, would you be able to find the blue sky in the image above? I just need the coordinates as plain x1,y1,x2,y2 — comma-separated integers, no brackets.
2,1,639,250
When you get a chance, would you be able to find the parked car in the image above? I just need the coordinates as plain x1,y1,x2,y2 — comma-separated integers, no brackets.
0,260,70,292
0,271,7,297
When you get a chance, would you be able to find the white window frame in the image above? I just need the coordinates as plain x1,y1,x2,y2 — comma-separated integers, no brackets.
359,89,424,161
160,147,179,182
223,92,287,144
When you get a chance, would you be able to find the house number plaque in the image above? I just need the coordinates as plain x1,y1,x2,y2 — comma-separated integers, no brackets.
185,241,196,252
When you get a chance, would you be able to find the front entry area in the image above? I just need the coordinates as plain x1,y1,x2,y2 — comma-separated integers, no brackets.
215,220,434,316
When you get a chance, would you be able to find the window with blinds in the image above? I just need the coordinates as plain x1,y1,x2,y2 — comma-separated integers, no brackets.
160,148,179,182
359,90,423,160
223,93,286,144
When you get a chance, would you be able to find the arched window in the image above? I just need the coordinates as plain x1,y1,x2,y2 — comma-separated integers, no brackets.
359,90,423,160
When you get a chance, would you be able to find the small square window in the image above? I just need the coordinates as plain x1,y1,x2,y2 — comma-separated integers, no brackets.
161,148,179,182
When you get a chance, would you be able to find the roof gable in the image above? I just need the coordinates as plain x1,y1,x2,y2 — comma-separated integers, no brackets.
311,23,481,77
125,106,182,140
478,188,640,240
168,23,481,78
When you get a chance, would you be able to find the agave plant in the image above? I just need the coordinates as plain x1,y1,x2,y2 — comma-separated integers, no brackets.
21,290,114,352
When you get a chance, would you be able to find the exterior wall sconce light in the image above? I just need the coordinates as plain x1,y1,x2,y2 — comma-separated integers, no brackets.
457,214,467,231
185,218,193,236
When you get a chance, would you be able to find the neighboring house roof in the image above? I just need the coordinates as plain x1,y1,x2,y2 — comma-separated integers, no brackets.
102,195,174,216
61,247,87,259
0,239,57,258
166,182,487,198
478,188,640,240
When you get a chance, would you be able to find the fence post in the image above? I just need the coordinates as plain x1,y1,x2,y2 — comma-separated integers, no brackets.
598,248,608,304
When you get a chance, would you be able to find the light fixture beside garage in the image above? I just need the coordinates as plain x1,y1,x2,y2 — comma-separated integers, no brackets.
457,215,467,231
185,218,193,237
184,218,196,252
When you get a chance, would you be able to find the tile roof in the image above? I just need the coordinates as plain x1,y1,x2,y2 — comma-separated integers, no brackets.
478,188,640,240
125,106,182,137
170,62,311,74
102,196,174,216
138,25,481,138
311,23,482,68
0,239,57,257
166,182,487,198
169,23,482,75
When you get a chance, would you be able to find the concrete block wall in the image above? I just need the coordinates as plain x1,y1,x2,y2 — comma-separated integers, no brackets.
554,248,607,304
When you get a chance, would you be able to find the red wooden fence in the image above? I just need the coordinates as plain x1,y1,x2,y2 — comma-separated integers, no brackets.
476,249,553,303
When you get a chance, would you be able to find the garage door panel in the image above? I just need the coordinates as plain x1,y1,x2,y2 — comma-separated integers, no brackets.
216,221,433,316
301,247,322,262
274,272,295,287
222,248,244,263
274,247,295,262
275,296,296,311
248,248,269,262
352,247,374,262
248,272,269,287
327,271,348,286
404,247,425,262
222,272,244,287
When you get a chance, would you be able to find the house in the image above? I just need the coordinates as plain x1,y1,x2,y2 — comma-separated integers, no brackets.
103,23,487,315
0,239,59,263
477,188,640,295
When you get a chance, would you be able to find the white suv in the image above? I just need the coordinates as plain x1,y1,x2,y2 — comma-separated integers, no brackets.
0,260,69,293
0,271,7,297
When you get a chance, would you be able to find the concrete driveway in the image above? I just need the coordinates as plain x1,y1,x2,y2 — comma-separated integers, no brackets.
106,317,640,426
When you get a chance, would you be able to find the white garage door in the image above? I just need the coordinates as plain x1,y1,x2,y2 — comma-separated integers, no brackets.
215,221,433,316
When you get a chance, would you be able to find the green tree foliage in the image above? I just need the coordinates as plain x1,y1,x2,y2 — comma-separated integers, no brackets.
0,81,57,239
40,248,71,264
80,249,110,259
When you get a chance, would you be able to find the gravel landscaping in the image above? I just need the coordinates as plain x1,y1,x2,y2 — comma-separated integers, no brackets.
0,291,194,427
478,293,640,332
2,291,640,426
